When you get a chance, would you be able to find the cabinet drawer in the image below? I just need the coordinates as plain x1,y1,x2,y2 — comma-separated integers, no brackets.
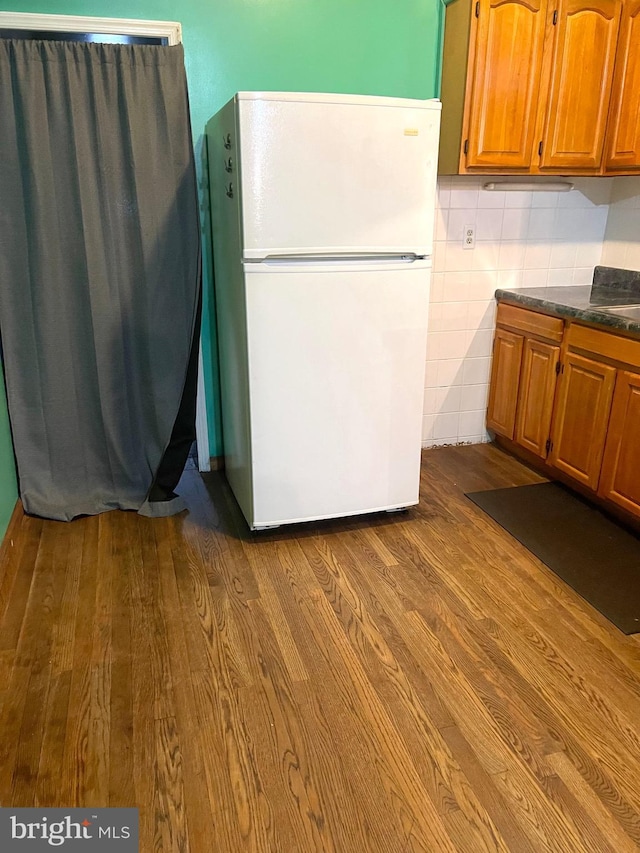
496,303,564,342
567,323,640,367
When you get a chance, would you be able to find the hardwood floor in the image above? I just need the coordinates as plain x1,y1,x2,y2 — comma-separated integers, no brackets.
1,443,640,851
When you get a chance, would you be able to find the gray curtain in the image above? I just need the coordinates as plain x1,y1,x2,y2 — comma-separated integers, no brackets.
0,39,200,521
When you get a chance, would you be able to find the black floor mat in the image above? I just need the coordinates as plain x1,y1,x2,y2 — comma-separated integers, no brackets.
466,481,640,634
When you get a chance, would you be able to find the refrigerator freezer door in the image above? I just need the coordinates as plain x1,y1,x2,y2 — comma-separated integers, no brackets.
237,94,441,259
244,259,431,528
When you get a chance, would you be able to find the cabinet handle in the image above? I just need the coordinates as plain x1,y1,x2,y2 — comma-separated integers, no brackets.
538,140,544,156
225,182,234,198
475,1,480,16
224,157,233,173
223,133,232,150
553,9,558,24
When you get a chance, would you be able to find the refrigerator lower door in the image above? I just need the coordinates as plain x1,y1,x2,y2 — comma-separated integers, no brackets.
244,258,431,529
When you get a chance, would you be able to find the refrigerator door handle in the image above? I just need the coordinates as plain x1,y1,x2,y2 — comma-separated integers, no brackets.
245,253,426,266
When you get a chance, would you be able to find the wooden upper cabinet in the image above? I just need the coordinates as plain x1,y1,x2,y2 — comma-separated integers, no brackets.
549,352,616,489
439,0,640,175
604,0,640,171
598,370,640,514
465,0,548,169
538,0,622,170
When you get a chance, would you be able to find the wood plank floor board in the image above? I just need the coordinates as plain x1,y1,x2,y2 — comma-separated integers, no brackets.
0,516,42,654
301,535,513,852
7,520,63,806
240,544,309,684
477,615,640,836
547,750,640,853
0,507,25,622
35,669,72,807
438,723,539,853
108,513,135,809
443,549,640,789
403,498,640,795
1,445,640,851
154,520,218,850
189,669,259,853
368,564,636,850
407,473,640,840
288,678,384,851
332,526,560,758
295,586,460,853
239,597,349,853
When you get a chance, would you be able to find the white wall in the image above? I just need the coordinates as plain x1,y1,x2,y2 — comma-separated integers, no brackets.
423,176,612,446
601,177,640,269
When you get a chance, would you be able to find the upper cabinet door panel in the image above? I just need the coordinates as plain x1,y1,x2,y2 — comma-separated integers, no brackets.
605,0,640,170
466,0,548,169
540,0,622,170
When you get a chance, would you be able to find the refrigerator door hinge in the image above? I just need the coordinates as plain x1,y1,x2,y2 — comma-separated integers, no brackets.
553,9,558,24
546,438,553,454
538,140,544,156
475,1,480,16
464,139,469,155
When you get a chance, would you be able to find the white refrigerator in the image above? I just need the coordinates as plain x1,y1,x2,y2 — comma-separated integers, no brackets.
207,92,441,530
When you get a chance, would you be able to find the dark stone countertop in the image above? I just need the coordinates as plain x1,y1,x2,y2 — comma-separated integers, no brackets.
495,285,640,334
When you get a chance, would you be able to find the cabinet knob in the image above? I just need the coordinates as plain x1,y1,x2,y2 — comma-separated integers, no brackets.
223,133,232,150
225,182,234,198
224,157,233,173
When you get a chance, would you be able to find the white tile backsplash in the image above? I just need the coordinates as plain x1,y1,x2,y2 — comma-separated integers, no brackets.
422,175,613,447
601,177,640,270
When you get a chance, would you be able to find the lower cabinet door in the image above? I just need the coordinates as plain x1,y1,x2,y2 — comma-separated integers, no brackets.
598,370,640,516
515,338,560,457
549,352,617,489
487,328,524,439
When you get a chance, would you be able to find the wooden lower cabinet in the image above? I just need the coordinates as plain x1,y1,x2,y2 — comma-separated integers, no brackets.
599,370,640,512
515,338,559,457
488,304,640,520
548,353,617,490
487,328,523,439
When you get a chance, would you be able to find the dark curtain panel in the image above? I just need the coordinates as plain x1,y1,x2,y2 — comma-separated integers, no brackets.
0,40,201,521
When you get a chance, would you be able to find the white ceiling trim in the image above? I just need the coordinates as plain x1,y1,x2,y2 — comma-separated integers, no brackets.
0,12,182,44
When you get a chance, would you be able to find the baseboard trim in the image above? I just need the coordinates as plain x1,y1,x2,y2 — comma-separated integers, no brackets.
209,456,225,472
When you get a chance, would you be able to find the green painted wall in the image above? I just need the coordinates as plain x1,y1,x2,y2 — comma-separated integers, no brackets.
0,0,441,540
0,361,18,541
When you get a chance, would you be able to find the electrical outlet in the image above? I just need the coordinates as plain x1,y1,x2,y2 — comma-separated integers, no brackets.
463,224,475,249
